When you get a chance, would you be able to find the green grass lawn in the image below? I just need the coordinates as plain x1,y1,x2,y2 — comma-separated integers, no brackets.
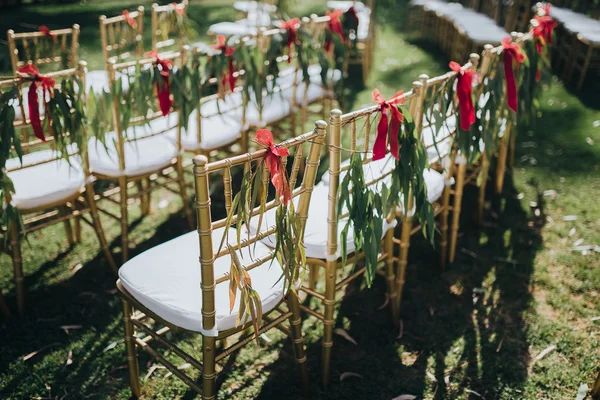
2,1,600,399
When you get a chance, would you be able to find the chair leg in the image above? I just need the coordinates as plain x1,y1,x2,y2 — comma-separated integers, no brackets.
85,183,118,275
577,45,593,91
449,162,467,263
122,300,141,398
321,259,336,388
202,336,217,400
439,182,452,270
73,200,82,243
286,293,310,396
10,222,25,315
175,157,194,229
383,228,399,325
508,128,516,171
308,263,319,290
395,215,412,316
137,180,149,216
495,129,510,195
60,205,75,247
476,155,490,226
118,176,129,264
592,370,600,399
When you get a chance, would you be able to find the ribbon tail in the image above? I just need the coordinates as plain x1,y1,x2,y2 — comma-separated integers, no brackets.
456,76,473,131
388,112,400,160
536,68,541,82
157,77,172,116
504,52,518,112
228,59,236,92
28,82,45,142
372,111,389,161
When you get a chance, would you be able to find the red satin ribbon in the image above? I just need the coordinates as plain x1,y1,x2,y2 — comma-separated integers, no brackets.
255,129,292,205
146,50,173,116
17,64,55,142
324,9,346,52
122,10,137,29
533,16,557,54
279,18,300,63
449,61,476,131
502,38,526,113
211,35,237,93
38,25,56,39
539,2,551,16
172,2,184,15
372,89,404,161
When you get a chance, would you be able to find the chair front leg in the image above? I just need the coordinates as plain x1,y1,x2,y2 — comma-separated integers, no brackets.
202,336,217,400
476,154,490,226
9,222,25,315
118,176,129,264
286,293,310,396
122,300,141,398
449,162,467,263
85,182,117,275
59,205,75,247
321,259,337,388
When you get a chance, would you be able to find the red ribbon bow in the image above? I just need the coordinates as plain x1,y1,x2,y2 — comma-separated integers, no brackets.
38,25,56,39
146,50,173,116
449,61,476,131
533,16,557,54
279,18,301,63
372,89,404,161
122,10,137,29
211,35,237,94
502,38,526,112
172,2,184,15
538,2,551,16
17,64,55,142
324,9,346,52
255,130,292,205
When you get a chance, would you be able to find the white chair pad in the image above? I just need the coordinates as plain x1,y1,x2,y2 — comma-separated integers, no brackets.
172,110,242,152
234,1,277,13
200,92,244,117
245,95,293,127
281,83,325,105
208,22,257,36
88,119,180,177
328,1,366,12
119,227,286,335
320,153,396,185
7,150,86,211
86,67,136,94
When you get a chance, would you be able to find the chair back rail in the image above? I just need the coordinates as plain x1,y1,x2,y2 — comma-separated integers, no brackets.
7,25,80,73
151,0,189,50
192,121,327,332
99,7,145,67
107,48,188,172
0,61,91,176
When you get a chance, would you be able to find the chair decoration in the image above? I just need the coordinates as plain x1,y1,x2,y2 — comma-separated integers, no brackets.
16,65,55,141
38,25,56,38
152,1,199,48
216,129,308,333
324,9,345,52
372,88,404,161
338,99,435,285
501,38,526,112
209,35,237,96
122,10,138,28
279,18,301,63
532,14,557,81
145,50,173,116
449,61,476,132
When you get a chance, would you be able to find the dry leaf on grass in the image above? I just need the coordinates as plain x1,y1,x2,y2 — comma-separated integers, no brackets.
23,343,61,361
65,350,73,366
377,293,390,310
564,215,578,221
59,325,82,334
533,344,556,363
396,320,404,340
340,372,363,382
466,389,486,399
576,384,589,400
334,328,358,345
391,395,416,400
144,365,165,380
426,371,437,382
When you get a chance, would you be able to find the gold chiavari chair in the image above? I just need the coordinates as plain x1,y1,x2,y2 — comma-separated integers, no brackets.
1,62,116,315
7,24,80,73
151,0,191,51
504,0,533,33
117,121,326,399
87,48,194,264
89,7,145,94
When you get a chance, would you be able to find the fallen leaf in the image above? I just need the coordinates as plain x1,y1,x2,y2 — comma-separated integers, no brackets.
444,375,450,385
103,339,124,352
71,264,83,274
158,199,169,209
593,120,600,128
334,328,358,345
573,239,584,247
533,344,556,363
396,320,404,340
260,333,272,343
23,343,61,361
426,371,437,382
466,389,486,399
564,215,577,221
65,350,73,366
586,137,595,146
59,325,82,334
377,293,390,310
144,365,165,381
106,288,118,295
569,228,576,237
340,372,363,382
391,395,416,400
543,189,557,198
591,316,600,321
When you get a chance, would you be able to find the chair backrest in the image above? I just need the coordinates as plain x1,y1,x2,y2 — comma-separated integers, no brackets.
480,0,501,23
99,7,145,67
1,61,91,186
106,48,188,172
504,0,532,33
7,24,80,73
151,0,189,50
192,121,327,333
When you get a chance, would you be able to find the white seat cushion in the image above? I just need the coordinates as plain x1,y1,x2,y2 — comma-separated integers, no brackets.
171,109,242,152
208,22,257,36
247,184,396,259
119,227,286,336
328,1,366,12
320,153,396,185
200,92,244,116
88,118,180,177
7,150,86,211
86,67,136,94
281,83,325,105
245,95,293,127
234,1,277,13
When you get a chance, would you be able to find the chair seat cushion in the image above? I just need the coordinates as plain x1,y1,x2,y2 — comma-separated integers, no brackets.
281,83,326,105
320,153,396,185
7,150,86,211
208,22,257,36
245,95,293,127
119,227,286,335
88,118,180,177
86,67,136,94
171,110,242,152
552,6,600,42
234,1,277,13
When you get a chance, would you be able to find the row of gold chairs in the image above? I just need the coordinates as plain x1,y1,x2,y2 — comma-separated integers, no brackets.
115,24,526,395
0,2,348,316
